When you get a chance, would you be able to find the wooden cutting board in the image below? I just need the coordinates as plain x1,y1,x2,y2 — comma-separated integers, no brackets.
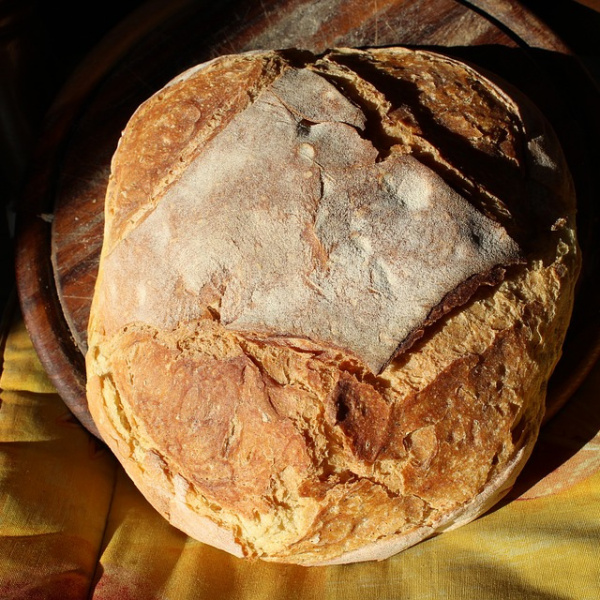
15,0,600,438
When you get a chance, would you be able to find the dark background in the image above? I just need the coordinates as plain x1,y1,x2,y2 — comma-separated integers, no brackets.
1,0,599,321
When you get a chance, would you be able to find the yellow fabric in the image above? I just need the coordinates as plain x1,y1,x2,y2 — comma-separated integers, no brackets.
1,311,599,599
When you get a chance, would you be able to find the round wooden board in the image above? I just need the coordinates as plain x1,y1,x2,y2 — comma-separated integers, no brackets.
15,0,600,438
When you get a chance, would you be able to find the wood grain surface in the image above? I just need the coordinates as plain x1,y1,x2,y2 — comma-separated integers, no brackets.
15,0,600,437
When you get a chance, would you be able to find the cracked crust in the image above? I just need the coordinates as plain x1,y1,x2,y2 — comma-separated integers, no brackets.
86,47,580,565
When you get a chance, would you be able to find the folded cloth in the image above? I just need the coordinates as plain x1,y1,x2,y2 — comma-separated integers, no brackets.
1,308,599,599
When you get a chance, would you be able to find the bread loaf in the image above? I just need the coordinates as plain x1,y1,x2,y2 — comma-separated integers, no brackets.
86,47,580,565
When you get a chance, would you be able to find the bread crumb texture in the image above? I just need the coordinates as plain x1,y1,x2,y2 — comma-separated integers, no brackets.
87,48,580,564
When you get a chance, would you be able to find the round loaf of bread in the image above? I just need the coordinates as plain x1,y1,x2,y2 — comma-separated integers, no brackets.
86,47,580,565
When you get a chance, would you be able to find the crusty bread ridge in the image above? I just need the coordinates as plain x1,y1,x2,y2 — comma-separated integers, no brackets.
86,47,580,565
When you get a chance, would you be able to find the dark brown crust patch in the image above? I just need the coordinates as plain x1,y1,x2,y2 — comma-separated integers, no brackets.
333,372,391,462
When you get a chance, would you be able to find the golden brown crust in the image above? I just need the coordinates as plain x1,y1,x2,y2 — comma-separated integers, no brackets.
86,47,580,565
